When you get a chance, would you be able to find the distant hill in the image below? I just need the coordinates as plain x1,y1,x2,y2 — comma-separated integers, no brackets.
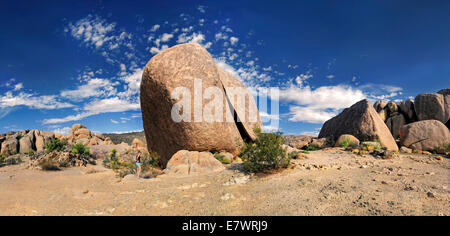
102,131,146,146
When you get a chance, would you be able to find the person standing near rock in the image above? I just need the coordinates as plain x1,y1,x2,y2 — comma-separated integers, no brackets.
136,151,142,178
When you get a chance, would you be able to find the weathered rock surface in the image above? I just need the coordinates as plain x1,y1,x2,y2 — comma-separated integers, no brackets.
1,137,18,156
437,89,450,123
335,134,360,147
386,113,406,139
319,99,398,151
415,93,448,123
140,43,261,166
398,100,416,122
65,124,105,146
400,120,450,151
216,66,262,140
19,133,34,154
165,150,225,175
288,135,313,149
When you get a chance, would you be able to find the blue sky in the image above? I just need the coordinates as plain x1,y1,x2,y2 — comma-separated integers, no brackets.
1,0,449,136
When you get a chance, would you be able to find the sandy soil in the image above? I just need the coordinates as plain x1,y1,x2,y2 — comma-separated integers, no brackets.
0,148,448,216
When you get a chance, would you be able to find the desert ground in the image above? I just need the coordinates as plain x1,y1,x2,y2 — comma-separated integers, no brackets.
0,148,448,216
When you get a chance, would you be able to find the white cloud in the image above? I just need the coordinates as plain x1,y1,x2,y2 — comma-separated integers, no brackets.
288,106,339,124
230,37,239,45
277,85,366,110
0,91,74,110
160,33,173,42
60,78,117,100
68,15,116,48
150,24,160,32
197,5,206,13
43,97,140,124
326,75,335,79
110,119,119,124
13,83,23,91
52,127,71,136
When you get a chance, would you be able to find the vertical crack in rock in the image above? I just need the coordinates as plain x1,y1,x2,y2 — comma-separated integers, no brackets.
222,84,252,143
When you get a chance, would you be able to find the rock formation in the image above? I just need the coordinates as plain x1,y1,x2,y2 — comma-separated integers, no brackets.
400,120,450,151
64,124,107,146
373,89,449,142
319,99,398,151
415,93,448,123
164,150,225,175
140,43,261,166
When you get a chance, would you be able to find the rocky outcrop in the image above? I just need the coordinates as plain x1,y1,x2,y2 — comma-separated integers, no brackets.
319,99,398,151
400,120,450,151
386,113,406,139
140,43,261,166
164,150,225,175
64,124,105,146
414,93,448,123
288,135,313,149
373,89,450,139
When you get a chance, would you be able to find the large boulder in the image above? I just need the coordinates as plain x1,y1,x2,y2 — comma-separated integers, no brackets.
414,93,448,123
397,99,416,122
319,99,398,151
400,120,450,151
140,43,261,166
19,132,35,154
386,113,406,139
165,150,225,175
1,137,18,156
288,135,313,149
373,100,387,112
386,101,398,117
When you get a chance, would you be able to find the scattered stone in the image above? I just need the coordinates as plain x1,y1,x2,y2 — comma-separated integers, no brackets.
426,192,435,198
400,146,412,154
288,135,313,149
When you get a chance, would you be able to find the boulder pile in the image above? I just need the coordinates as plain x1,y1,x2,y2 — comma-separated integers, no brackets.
373,89,450,152
63,124,113,146
319,99,398,151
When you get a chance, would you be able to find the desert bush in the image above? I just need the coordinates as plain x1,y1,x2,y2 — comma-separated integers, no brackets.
46,139,67,152
306,144,320,151
240,128,289,173
214,153,231,164
16,134,23,141
72,143,90,155
39,159,60,171
0,154,6,166
109,148,118,159
339,138,351,148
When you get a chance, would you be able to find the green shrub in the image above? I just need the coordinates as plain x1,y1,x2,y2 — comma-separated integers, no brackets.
339,138,351,148
72,143,90,155
0,154,6,165
109,148,118,159
142,150,161,169
214,153,231,164
288,151,300,159
46,139,66,152
300,150,310,154
240,128,289,173
306,144,320,151
16,134,23,141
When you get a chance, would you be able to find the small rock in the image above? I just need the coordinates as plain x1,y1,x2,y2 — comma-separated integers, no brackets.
83,190,89,194
426,192,435,198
